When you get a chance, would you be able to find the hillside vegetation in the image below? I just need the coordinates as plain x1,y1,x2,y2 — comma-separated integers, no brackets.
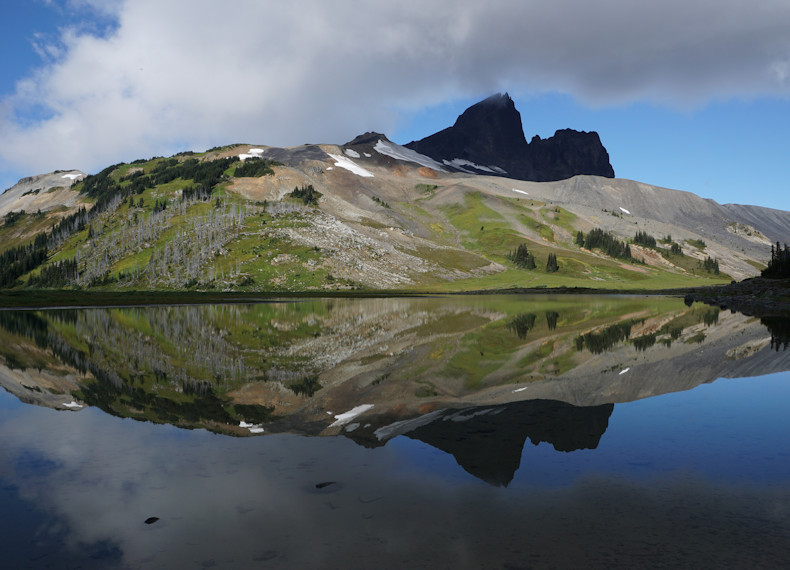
0,142,771,293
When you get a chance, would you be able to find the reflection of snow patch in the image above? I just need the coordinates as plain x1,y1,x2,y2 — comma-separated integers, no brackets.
374,409,443,440
345,422,360,432
344,148,360,158
330,404,374,427
373,140,446,171
491,165,508,174
364,152,371,157
512,189,529,195
327,154,374,177
445,408,494,423
240,420,264,433
619,207,631,215
62,401,83,409
512,387,528,393
619,367,630,375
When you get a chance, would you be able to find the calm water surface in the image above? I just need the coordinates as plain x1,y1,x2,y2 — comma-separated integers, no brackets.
1,296,789,568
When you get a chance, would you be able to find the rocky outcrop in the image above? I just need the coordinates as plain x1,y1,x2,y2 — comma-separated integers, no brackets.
405,93,614,182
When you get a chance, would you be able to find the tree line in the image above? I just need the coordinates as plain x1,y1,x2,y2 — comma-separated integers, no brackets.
576,228,632,260
763,242,790,278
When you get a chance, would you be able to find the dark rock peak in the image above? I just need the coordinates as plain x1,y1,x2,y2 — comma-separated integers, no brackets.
404,93,614,182
344,132,390,147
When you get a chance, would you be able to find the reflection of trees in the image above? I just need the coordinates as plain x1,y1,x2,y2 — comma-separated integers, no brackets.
0,307,276,428
508,313,537,339
575,321,637,354
761,317,790,351
545,311,559,331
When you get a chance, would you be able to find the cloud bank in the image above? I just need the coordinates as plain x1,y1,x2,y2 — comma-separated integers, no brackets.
2,0,790,177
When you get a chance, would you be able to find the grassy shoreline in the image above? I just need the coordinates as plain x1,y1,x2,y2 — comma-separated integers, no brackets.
0,278,787,311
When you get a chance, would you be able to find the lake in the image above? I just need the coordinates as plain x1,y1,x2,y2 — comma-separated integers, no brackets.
1,295,789,568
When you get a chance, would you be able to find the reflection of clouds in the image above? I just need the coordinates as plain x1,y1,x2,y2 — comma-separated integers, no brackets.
1,390,790,568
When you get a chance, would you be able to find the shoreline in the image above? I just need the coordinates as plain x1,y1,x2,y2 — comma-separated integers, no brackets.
0,278,787,314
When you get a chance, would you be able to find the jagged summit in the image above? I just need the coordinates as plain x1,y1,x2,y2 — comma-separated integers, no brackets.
405,93,615,182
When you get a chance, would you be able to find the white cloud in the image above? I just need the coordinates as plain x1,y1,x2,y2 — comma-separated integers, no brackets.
2,0,790,179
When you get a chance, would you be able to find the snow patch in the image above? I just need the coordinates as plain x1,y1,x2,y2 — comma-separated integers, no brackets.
512,387,528,393
62,401,83,409
443,159,473,173
61,173,81,180
344,148,361,158
327,154,374,177
373,140,447,171
364,152,371,157
619,207,631,215
490,165,508,174
512,189,529,195
330,404,374,427
445,158,497,173
239,148,265,161
249,427,264,433
326,167,333,170
619,367,631,375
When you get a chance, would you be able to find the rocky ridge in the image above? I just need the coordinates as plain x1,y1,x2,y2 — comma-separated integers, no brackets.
405,93,614,181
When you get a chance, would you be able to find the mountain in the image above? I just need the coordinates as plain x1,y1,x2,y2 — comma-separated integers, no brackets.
404,93,615,181
0,170,85,218
1,94,789,292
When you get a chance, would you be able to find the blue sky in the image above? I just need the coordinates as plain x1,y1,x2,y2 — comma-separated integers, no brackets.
1,1,789,210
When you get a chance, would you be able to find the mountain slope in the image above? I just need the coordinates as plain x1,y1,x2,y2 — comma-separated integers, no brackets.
0,134,786,291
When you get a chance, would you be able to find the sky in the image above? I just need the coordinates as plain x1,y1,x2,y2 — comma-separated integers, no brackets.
1,0,789,210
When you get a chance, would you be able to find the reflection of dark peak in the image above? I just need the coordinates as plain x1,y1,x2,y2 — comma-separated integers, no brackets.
405,399,614,487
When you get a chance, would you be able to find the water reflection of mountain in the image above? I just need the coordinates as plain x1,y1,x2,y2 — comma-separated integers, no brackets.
1,296,789,486
403,399,613,486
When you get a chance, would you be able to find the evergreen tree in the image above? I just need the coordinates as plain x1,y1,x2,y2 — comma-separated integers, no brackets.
507,243,536,269
546,252,559,272
575,230,585,247
633,231,656,248
763,242,790,278
583,228,632,260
